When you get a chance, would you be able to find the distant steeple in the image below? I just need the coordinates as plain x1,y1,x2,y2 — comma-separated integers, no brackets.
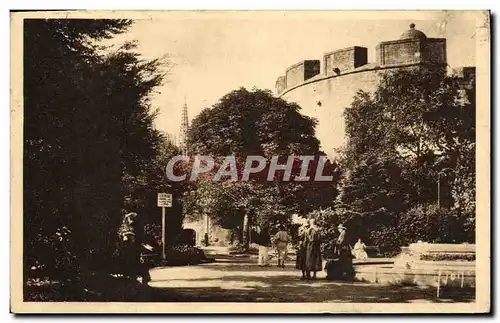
179,97,189,156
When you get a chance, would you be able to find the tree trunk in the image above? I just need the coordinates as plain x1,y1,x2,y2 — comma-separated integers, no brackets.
242,213,250,251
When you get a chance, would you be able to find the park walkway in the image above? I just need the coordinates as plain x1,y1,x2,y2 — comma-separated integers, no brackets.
144,256,474,303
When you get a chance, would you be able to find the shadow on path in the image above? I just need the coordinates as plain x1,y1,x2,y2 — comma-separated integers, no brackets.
146,270,475,303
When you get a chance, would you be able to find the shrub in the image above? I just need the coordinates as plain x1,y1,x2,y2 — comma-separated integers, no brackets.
397,204,462,243
26,227,80,281
309,204,475,258
229,244,258,255
115,243,211,268
459,209,475,243
311,206,390,259
420,253,475,262
310,208,343,259
370,204,474,256
165,244,209,266
368,225,402,256
143,223,162,249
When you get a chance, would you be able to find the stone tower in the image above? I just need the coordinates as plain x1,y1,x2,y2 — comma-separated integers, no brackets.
274,23,456,157
179,98,189,156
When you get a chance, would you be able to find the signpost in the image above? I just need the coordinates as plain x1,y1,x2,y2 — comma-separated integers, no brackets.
158,193,172,260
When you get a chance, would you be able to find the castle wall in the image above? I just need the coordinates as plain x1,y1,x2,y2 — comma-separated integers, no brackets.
280,65,426,157
280,69,382,157
277,26,448,158
376,38,446,67
285,60,321,88
424,39,447,64
275,76,286,96
324,47,368,75
378,40,422,66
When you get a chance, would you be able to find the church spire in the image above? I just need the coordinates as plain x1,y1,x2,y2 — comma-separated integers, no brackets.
179,97,189,156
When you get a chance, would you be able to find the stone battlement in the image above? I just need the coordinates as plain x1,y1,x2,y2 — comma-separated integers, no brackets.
274,23,474,157
276,23,447,96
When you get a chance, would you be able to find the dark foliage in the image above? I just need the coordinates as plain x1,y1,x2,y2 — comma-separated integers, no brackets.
420,253,475,262
23,19,169,284
311,67,475,256
165,244,210,266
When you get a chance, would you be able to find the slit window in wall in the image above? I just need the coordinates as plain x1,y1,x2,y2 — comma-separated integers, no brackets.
317,101,322,107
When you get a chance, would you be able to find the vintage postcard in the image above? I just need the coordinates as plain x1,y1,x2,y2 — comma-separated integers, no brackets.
10,10,490,314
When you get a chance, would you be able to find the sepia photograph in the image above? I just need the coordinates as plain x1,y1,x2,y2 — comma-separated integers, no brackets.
10,10,490,314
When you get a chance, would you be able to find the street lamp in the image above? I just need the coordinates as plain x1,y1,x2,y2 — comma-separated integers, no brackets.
437,168,455,208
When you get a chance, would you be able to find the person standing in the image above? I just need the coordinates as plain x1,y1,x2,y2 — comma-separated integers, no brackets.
304,219,322,280
295,222,308,279
257,226,271,267
274,224,289,268
336,224,355,281
118,212,151,284
334,224,347,257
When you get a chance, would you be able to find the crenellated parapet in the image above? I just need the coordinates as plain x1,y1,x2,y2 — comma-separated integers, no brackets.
275,23,447,96
324,46,368,76
284,60,321,89
376,24,446,67
271,23,471,157
275,75,286,96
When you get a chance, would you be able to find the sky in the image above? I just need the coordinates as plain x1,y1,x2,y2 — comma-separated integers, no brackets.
112,11,479,141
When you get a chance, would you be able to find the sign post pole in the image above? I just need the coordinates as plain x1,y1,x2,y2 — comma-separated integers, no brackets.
162,206,166,260
157,192,172,261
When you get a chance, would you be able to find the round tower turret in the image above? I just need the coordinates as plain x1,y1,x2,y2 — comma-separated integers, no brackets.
400,23,428,41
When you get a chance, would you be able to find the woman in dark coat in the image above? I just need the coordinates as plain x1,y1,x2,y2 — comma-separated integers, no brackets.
303,219,322,279
295,222,308,279
118,212,151,284
333,224,355,281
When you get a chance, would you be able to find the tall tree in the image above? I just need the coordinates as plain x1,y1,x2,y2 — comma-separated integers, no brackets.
122,134,187,247
337,66,475,246
185,88,340,247
23,19,167,279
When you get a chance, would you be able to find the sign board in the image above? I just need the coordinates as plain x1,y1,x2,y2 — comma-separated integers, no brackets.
157,193,172,207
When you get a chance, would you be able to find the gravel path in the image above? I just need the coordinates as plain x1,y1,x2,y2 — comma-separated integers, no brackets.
145,258,475,303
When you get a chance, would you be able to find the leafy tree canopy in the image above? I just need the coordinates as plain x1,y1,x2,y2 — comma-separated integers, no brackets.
312,66,475,252
185,88,340,236
24,19,170,277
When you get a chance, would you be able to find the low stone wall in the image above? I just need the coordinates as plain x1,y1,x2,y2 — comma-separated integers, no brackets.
354,262,475,288
352,243,476,292
405,242,475,254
